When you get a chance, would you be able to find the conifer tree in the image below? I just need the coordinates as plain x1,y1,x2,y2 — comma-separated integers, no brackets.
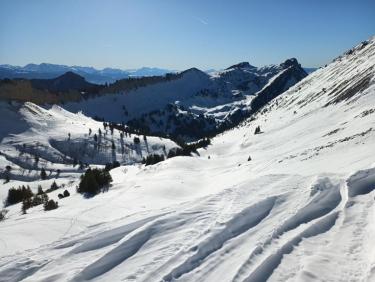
37,185,44,195
21,199,30,214
40,168,47,180
50,181,59,191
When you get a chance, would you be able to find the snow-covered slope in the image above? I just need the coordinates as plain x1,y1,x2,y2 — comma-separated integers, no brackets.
64,68,213,121
0,37,375,282
0,101,178,186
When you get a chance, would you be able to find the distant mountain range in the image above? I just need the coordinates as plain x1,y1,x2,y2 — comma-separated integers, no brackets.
0,63,174,84
0,63,317,84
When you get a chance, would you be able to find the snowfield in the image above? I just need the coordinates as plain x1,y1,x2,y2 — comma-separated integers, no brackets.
0,101,178,198
0,37,375,282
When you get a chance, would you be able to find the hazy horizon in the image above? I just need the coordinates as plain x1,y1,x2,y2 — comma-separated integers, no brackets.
0,60,320,72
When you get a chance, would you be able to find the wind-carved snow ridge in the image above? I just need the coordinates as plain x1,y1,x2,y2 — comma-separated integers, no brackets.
67,214,164,254
162,197,277,281
244,212,339,282
73,211,197,281
0,259,49,282
232,177,342,282
347,167,375,197
273,177,341,237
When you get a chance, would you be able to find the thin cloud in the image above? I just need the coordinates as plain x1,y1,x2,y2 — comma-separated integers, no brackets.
195,17,208,25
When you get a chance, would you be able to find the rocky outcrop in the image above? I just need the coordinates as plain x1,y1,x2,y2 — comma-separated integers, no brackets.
250,59,307,113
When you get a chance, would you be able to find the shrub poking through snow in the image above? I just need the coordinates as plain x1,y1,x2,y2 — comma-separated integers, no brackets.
104,161,120,171
58,189,70,199
44,199,58,211
0,209,8,221
254,126,261,135
6,186,34,206
133,137,140,144
78,168,112,195
142,154,165,166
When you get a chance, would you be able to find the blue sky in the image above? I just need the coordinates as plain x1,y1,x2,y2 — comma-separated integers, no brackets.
0,0,374,70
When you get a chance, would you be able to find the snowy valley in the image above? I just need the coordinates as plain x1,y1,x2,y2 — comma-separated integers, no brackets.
0,35,374,282
63,58,307,140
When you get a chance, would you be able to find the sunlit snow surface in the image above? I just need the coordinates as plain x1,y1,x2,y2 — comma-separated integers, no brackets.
0,38,375,282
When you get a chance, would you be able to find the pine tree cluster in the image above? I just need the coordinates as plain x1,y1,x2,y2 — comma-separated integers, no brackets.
22,192,49,214
77,168,113,195
6,186,33,206
142,154,165,166
168,137,211,158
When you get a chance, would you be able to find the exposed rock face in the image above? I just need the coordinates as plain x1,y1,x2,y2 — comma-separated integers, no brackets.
225,62,255,70
250,59,307,113
281,58,300,68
